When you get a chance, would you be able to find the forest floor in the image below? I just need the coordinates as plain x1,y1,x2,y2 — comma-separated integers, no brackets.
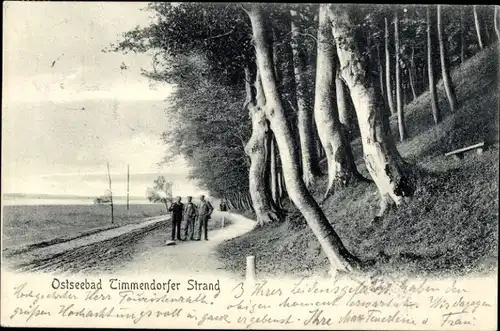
217,44,499,279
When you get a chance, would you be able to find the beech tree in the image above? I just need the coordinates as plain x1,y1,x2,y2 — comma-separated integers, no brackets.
495,6,500,42
437,5,458,112
336,70,354,135
314,4,364,198
408,47,417,100
473,5,484,50
328,4,414,218
245,4,360,272
385,17,396,115
290,8,322,187
244,66,282,225
427,6,441,124
394,8,407,141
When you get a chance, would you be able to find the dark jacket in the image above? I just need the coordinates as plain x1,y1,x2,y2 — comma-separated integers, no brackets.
168,202,184,222
197,200,213,217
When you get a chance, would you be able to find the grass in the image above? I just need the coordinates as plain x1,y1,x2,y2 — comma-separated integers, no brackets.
217,45,499,279
1,204,168,250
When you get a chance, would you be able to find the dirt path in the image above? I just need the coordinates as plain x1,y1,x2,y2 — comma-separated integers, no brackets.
5,212,254,277
10,215,168,262
115,211,255,278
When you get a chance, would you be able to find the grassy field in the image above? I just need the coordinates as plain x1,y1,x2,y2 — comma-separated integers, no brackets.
2,204,168,249
217,45,499,279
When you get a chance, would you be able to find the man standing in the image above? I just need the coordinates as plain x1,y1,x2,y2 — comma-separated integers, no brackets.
168,196,183,241
196,195,213,241
183,196,197,240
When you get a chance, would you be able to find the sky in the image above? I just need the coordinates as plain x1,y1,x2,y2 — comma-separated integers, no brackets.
2,2,206,199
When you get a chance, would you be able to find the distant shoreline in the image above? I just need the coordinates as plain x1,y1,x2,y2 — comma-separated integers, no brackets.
2,194,219,206
3,193,146,200
2,197,154,206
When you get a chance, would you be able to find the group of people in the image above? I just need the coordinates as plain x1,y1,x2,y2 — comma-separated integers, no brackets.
168,195,214,241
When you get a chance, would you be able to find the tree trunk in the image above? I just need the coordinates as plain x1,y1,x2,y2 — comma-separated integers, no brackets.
233,193,240,209
244,66,282,226
223,196,230,210
270,133,280,204
409,47,418,100
328,5,415,218
437,5,458,112
234,194,241,210
473,5,484,50
403,78,407,105
272,29,282,84
240,192,247,210
394,10,406,141
278,161,288,202
460,10,465,64
484,10,491,45
242,193,251,211
336,69,352,133
238,193,245,210
377,43,386,106
408,68,417,101
385,17,396,115
247,194,255,212
277,168,284,200
290,10,322,187
495,6,500,43
225,196,232,210
427,6,441,125
314,4,364,198
317,142,325,159
246,5,360,272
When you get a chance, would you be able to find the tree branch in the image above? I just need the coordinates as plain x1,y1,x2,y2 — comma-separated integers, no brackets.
207,29,235,40
287,99,298,113
295,31,319,44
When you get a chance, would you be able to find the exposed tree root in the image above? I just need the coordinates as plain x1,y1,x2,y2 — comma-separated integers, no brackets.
373,166,428,224
254,209,283,228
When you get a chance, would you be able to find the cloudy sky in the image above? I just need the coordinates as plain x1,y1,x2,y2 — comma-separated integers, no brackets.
2,2,206,198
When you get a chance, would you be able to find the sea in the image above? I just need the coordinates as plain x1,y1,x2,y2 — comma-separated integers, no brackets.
2,196,152,206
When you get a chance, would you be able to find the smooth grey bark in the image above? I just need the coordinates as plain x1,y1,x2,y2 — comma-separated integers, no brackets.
395,10,406,141
290,9,322,187
460,10,465,64
336,69,352,130
246,5,359,272
495,6,500,42
385,17,396,115
244,66,281,226
409,46,417,100
314,4,363,198
328,5,414,218
377,43,386,106
474,5,484,50
427,6,441,125
437,5,458,112
270,134,280,205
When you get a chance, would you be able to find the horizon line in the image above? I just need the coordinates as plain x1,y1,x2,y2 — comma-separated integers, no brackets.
3,193,147,200
3,192,210,199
